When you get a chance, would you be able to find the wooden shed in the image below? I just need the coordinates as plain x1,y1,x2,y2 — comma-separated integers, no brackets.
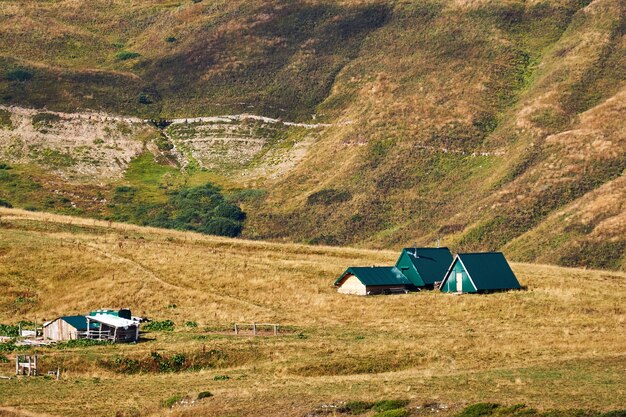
439,252,521,293
334,266,411,295
43,316,96,341
395,247,453,289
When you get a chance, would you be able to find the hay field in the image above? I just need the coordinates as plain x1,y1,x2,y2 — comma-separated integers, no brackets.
0,208,624,417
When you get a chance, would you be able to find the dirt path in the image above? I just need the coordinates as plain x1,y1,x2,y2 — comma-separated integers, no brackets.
80,241,277,314
167,114,352,129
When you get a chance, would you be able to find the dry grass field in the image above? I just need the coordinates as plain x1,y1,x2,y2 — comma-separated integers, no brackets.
0,208,624,416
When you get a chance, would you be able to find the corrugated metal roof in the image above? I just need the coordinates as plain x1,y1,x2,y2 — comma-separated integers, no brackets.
89,314,137,329
335,266,411,286
455,252,521,290
54,316,98,331
398,247,453,285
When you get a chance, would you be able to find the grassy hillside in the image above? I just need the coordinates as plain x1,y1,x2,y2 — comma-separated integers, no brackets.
0,0,624,270
0,208,625,416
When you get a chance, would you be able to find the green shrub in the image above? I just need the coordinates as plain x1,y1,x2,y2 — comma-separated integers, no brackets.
0,354,9,363
165,36,177,43
201,217,242,237
456,403,500,417
138,93,152,104
213,203,245,221
0,163,10,170
0,199,12,208
154,134,173,151
143,320,175,331
197,391,213,399
110,182,245,237
373,400,410,412
338,401,374,414
116,51,140,61
6,68,33,81
0,110,12,129
373,409,409,417
0,324,19,337
32,113,61,129
162,394,183,408
185,321,198,328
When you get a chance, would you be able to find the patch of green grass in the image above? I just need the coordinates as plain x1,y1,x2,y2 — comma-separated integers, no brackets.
31,112,61,130
373,409,408,417
373,400,410,412
197,391,213,399
6,68,33,81
116,51,140,61
162,394,183,408
143,320,175,332
338,401,374,414
0,109,12,129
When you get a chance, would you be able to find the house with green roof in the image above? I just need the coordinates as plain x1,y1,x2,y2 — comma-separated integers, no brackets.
439,252,521,293
334,266,411,295
395,247,453,289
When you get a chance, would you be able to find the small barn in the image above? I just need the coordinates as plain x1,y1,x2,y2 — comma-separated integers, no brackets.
439,252,521,293
395,247,453,289
87,314,139,343
43,316,98,341
334,266,411,295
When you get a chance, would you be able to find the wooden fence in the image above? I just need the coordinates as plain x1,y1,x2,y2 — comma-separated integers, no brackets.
234,323,279,336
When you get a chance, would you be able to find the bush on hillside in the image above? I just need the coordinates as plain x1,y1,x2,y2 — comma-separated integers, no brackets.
338,401,374,414
162,394,183,408
373,400,410,412
0,199,12,208
32,112,61,129
0,323,19,337
6,68,33,81
0,110,12,129
143,320,175,332
116,51,140,61
197,391,212,399
111,183,245,237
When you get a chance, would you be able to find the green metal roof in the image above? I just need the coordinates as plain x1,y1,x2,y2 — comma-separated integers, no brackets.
88,309,132,320
446,252,521,290
396,247,453,285
335,266,411,286
60,316,99,330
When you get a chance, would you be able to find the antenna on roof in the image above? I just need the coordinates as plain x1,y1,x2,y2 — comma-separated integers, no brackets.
437,237,441,248
412,243,419,258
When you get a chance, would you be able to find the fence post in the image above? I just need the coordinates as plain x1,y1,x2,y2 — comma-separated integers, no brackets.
15,355,19,375
234,324,238,335
273,325,277,336
253,322,257,336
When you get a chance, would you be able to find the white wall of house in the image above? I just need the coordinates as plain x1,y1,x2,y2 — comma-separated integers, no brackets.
337,274,367,295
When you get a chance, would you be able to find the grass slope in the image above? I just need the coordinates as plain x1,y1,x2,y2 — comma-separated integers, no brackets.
0,209,624,416
0,0,624,270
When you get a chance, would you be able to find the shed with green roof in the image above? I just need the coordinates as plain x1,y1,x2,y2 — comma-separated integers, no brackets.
43,315,99,341
395,247,453,289
334,266,411,295
439,252,521,293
